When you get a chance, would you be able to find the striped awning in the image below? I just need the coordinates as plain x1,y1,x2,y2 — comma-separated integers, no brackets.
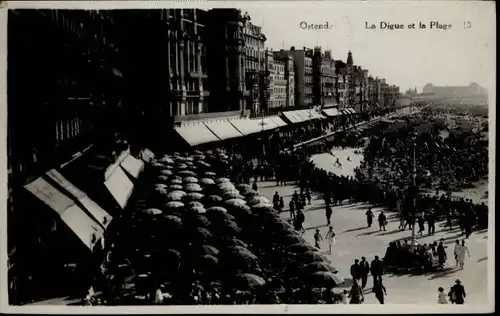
204,120,244,140
175,124,220,146
229,119,263,136
322,108,342,117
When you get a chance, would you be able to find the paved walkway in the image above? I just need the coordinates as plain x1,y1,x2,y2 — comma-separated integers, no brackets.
257,180,489,305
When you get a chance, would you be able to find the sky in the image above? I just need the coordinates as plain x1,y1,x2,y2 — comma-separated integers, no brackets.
8,1,496,93
240,1,495,93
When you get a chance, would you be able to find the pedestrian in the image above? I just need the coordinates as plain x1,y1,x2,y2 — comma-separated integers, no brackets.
292,190,299,205
398,214,405,231
294,210,305,233
279,197,284,213
325,226,336,253
372,279,387,304
289,200,296,220
366,208,374,228
370,255,383,284
252,178,258,191
426,211,436,235
437,241,447,270
446,211,454,231
350,259,361,283
314,229,323,249
453,240,460,267
273,191,280,211
359,257,370,289
348,280,364,304
378,211,387,231
417,215,425,236
437,287,448,304
325,204,333,226
305,187,312,205
448,279,466,304
457,240,471,270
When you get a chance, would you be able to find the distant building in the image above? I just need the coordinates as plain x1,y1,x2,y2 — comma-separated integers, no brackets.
422,83,487,97
283,46,314,107
271,51,292,108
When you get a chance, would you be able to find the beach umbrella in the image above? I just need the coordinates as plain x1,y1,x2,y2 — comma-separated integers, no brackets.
204,171,217,178
287,243,317,254
142,208,163,216
309,271,344,289
199,178,215,186
183,192,204,203
183,176,198,184
280,233,304,246
222,191,245,200
185,214,211,228
193,227,214,243
300,251,331,264
187,205,206,215
158,156,175,164
187,201,205,209
232,274,266,291
197,244,220,257
205,195,223,207
163,215,183,228
167,190,186,201
153,186,168,195
160,169,173,176
301,262,339,275
165,201,185,210
226,204,252,218
177,164,188,170
156,175,170,183
170,179,182,185
251,204,275,214
242,190,260,198
224,238,249,248
215,177,231,184
247,196,271,206
225,198,247,207
178,170,197,177
195,254,220,276
197,161,210,168
169,184,184,191
151,162,166,169
206,206,228,215
235,184,252,192
185,183,203,193
217,219,241,235
218,183,237,191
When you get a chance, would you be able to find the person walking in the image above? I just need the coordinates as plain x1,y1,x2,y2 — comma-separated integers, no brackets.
273,191,280,211
453,240,460,267
325,204,333,226
370,256,384,285
305,187,312,205
324,226,336,254
437,287,448,304
279,197,284,213
448,279,466,304
457,240,471,270
348,280,364,304
378,211,387,231
314,229,323,249
294,210,305,233
445,211,454,231
366,208,375,228
252,178,258,191
437,241,447,270
372,279,387,304
417,215,425,236
359,257,370,290
350,259,361,284
289,200,295,220
426,211,436,235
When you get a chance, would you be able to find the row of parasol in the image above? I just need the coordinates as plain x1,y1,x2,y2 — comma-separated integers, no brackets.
103,148,344,305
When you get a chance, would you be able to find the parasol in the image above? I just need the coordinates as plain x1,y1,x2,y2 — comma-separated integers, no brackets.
193,227,214,242
176,164,188,170
158,156,175,164
169,184,184,191
309,271,344,288
142,208,163,215
187,205,206,215
222,191,245,200
215,177,231,184
185,214,211,228
235,184,252,192
205,195,223,207
301,262,339,275
300,251,331,264
242,190,260,198
199,178,215,186
225,198,247,207
247,196,271,206
287,243,317,254
170,179,182,185
156,175,170,183
185,183,203,193
198,244,220,256
183,192,205,203
187,201,205,209
153,186,168,195
225,238,249,248
165,201,185,210
232,273,266,291
160,169,173,176
178,170,197,177
206,206,228,215
183,176,199,184
167,190,186,201
204,171,217,178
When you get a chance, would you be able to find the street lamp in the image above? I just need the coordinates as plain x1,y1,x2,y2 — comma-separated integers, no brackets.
410,131,418,248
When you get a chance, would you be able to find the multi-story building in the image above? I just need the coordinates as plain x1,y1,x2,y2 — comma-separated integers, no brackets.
264,49,275,111
285,46,314,107
271,51,289,108
274,50,295,108
335,60,348,109
205,8,247,115
321,50,337,108
242,15,267,114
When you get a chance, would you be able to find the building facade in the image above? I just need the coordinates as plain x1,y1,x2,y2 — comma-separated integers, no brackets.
285,46,314,107
242,15,267,114
270,51,288,108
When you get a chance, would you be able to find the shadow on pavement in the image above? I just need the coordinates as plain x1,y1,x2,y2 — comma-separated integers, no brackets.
477,257,487,263
343,226,368,233
427,267,458,280
377,229,401,236
357,230,381,237
305,224,329,231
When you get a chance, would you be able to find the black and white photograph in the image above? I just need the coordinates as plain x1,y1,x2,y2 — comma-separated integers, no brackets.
0,0,495,313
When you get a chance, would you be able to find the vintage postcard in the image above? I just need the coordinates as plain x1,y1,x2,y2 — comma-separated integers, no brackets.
0,0,495,314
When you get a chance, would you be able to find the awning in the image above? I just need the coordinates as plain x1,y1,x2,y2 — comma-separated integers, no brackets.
45,169,112,230
25,177,104,251
229,119,263,136
260,117,279,131
104,164,134,209
341,109,350,115
322,108,342,117
120,154,145,179
305,109,326,120
204,120,244,140
175,124,220,146
268,115,287,127
140,148,155,163
349,108,357,114
281,111,304,124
